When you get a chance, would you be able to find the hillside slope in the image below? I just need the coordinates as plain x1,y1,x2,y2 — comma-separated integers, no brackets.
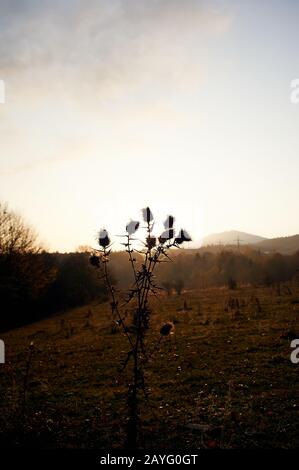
202,230,267,246
1,286,299,448
255,234,299,255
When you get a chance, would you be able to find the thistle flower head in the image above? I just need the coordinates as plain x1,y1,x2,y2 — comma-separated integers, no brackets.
160,322,174,336
175,229,192,245
142,207,154,223
164,215,175,229
146,236,156,249
89,255,100,267
159,228,174,244
98,228,110,248
126,220,140,235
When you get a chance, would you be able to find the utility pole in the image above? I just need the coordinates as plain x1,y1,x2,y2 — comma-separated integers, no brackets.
235,236,243,249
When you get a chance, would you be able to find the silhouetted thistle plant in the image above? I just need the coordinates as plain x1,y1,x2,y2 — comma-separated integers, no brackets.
90,207,191,448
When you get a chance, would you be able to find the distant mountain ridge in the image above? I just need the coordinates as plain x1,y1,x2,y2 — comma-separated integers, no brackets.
202,230,267,246
255,234,299,255
202,230,299,255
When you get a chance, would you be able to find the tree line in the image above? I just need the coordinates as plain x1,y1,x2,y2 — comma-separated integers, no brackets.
1,201,299,331
154,248,299,292
0,203,106,331
108,245,299,293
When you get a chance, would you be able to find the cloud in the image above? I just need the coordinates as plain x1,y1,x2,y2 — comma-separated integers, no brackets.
0,0,233,99
0,0,234,180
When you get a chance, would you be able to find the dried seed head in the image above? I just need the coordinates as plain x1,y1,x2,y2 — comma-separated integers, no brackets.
146,236,156,249
160,322,174,336
89,255,100,267
164,215,175,229
126,220,140,235
142,207,154,223
98,229,110,248
159,229,174,244
175,229,192,245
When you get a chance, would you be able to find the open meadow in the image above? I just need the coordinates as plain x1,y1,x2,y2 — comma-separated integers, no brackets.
1,284,298,449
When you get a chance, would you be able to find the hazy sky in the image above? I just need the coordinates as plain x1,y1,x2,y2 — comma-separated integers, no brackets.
1,0,299,251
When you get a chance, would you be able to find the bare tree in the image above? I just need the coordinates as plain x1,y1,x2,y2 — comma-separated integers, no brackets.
0,202,39,255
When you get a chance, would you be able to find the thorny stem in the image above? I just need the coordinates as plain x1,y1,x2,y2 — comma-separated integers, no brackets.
140,241,175,317
139,220,154,313
102,247,134,349
126,221,154,448
127,235,138,286
127,234,143,315
102,241,143,448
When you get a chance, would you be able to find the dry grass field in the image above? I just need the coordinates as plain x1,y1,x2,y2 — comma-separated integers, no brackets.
1,284,299,449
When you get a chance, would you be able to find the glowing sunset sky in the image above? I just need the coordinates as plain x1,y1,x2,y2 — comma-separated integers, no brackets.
1,0,299,251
